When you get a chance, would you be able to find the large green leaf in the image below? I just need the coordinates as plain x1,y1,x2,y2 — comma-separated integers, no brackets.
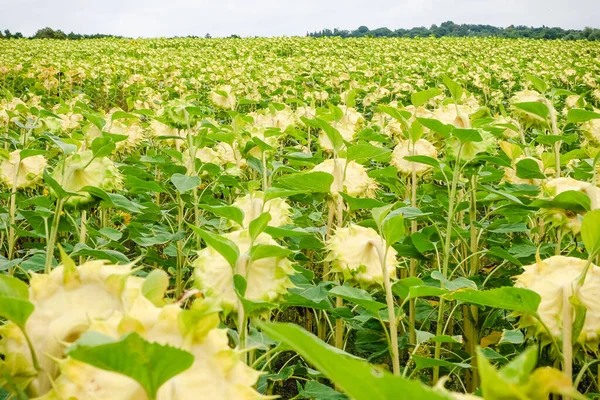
274,171,333,193
581,209,600,257
411,88,443,108
68,332,194,400
567,109,600,124
347,143,391,164
444,287,541,314
513,102,549,121
0,275,34,329
328,285,386,315
188,224,239,268
171,173,200,193
258,322,452,400
199,204,244,226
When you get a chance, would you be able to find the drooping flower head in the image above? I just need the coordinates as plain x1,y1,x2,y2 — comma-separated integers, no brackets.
0,150,47,190
51,150,122,207
232,191,292,229
515,256,600,347
193,230,295,313
312,158,377,198
390,139,438,176
326,224,397,287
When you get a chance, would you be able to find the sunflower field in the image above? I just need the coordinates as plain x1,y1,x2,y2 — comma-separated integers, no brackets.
1,36,600,399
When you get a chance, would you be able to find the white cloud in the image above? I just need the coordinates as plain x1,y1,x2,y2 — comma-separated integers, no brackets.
0,0,597,37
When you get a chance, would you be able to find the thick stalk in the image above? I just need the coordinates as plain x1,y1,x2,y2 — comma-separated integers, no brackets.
45,198,65,273
464,174,480,391
434,148,462,384
409,162,418,345
375,242,400,375
236,254,250,363
562,286,573,400
334,195,344,350
78,210,87,265
175,194,185,298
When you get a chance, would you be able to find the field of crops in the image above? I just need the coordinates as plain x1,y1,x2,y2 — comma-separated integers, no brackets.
1,36,600,399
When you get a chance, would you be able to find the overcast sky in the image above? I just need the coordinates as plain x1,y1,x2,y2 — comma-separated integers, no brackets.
1,0,598,38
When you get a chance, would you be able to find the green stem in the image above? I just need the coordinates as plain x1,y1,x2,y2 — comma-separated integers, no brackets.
409,158,418,346
175,193,185,298
78,210,87,265
376,242,400,375
45,198,64,274
434,146,462,384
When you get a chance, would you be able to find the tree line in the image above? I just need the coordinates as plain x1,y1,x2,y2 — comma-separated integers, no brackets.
1,23,599,40
307,21,600,40
0,27,120,40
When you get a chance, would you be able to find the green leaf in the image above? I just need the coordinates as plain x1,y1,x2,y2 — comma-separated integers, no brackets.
487,247,522,266
416,118,452,137
233,275,275,314
329,285,386,315
453,129,482,143
171,173,200,193
581,209,600,256
406,286,449,300
525,74,548,93
250,244,293,262
412,355,471,371
515,158,546,180
111,111,139,120
378,105,410,124
0,274,29,299
444,287,541,314
382,212,404,247
142,270,169,307
403,155,440,169
249,212,271,241
188,224,239,268
442,76,463,101
199,204,244,226
299,380,346,400
347,143,391,164
43,169,74,199
499,329,524,345
0,264,34,330
371,204,393,232
392,277,423,299
68,332,194,400
409,120,423,143
339,193,386,212
43,133,77,155
513,102,550,121
411,88,443,108
530,190,591,213
257,322,452,400
91,137,115,158
316,119,345,152
98,227,123,241
275,171,333,193
567,109,600,124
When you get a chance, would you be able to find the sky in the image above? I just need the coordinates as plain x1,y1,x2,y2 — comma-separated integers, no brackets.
1,0,598,38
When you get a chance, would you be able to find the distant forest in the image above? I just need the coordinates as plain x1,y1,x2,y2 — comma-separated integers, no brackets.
307,21,600,40
1,22,599,40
